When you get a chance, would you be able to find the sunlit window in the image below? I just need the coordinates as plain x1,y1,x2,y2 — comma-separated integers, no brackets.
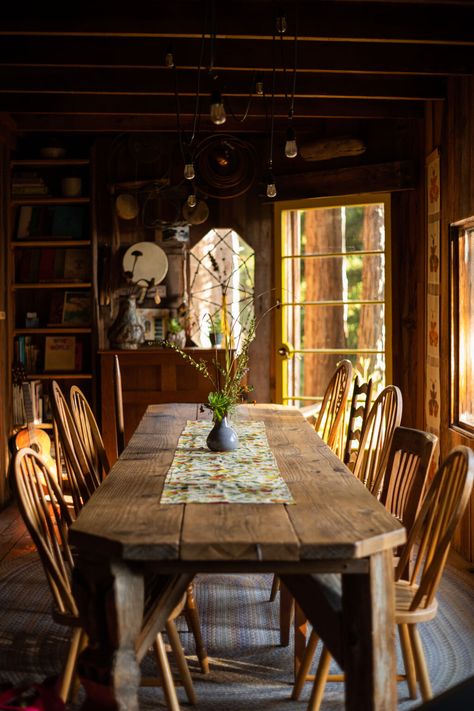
276,195,391,408
451,219,474,433
187,228,255,348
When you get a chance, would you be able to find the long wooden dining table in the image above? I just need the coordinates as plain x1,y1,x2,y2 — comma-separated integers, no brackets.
70,403,406,711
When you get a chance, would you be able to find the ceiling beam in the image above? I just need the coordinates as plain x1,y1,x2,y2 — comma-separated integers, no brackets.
0,68,446,101
0,37,472,76
276,159,416,200
2,2,474,45
1,95,424,120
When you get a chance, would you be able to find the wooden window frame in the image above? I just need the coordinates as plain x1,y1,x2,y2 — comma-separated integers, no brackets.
450,216,474,437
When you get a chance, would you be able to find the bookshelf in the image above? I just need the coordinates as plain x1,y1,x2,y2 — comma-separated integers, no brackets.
7,148,97,428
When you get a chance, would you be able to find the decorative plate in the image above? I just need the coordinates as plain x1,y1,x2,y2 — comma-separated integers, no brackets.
122,242,168,285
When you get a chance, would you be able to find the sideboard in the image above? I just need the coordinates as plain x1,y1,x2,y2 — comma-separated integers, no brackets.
99,348,230,463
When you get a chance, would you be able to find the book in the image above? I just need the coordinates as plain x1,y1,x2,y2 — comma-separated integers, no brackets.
62,248,89,281
44,336,76,371
51,205,86,239
62,291,91,326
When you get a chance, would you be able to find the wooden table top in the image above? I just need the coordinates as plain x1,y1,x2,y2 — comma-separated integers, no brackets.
70,403,406,566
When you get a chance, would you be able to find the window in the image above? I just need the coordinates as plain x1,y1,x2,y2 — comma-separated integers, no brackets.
275,194,391,407
451,218,474,434
187,228,255,347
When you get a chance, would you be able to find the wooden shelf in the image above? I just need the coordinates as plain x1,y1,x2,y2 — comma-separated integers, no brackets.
12,239,91,248
13,282,92,290
11,159,89,168
7,143,97,442
25,373,93,380
14,328,92,335
11,196,90,206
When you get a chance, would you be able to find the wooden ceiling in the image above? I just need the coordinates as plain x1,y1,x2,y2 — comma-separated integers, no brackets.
1,0,473,134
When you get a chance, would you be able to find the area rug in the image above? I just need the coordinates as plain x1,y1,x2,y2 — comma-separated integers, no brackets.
0,553,473,709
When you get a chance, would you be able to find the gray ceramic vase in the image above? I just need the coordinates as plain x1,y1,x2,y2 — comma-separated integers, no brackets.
206,416,239,452
108,295,145,349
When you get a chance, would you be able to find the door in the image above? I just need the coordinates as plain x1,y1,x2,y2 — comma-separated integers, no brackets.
275,194,392,408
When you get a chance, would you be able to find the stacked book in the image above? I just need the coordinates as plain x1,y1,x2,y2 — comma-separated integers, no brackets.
12,172,49,197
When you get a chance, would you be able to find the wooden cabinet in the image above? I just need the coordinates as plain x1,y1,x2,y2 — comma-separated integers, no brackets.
7,152,97,429
99,348,230,463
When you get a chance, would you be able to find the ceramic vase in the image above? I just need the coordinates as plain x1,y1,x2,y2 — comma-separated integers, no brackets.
206,416,239,452
167,330,186,348
108,295,145,349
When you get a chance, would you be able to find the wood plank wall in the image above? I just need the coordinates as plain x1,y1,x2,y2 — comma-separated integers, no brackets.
434,76,474,560
0,135,12,507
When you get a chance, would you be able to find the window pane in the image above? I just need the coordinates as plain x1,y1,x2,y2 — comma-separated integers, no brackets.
283,253,385,303
283,204,385,256
457,227,474,427
284,352,385,407
283,303,386,352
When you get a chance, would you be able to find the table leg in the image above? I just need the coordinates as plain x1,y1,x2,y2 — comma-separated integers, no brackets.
279,581,294,646
72,556,145,711
341,549,396,711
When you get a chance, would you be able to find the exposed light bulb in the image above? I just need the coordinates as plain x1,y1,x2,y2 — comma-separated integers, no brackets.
255,75,264,96
165,52,174,68
184,162,195,180
276,14,287,34
284,126,298,158
187,192,197,208
210,90,226,125
266,173,277,198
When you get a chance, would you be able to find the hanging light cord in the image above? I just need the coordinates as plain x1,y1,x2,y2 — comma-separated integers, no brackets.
279,3,298,118
226,71,256,124
268,27,277,170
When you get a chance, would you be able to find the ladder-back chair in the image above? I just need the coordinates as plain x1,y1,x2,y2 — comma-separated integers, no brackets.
292,445,474,710
15,447,197,710
342,375,373,470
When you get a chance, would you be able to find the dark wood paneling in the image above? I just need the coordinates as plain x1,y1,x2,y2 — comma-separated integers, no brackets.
438,76,474,560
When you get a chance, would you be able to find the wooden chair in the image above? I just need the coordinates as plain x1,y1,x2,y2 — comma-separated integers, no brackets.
352,383,403,496
292,444,474,710
113,354,126,456
313,359,353,452
69,384,110,483
379,426,438,552
342,375,373,471
14,447,197,710
50,380,100,515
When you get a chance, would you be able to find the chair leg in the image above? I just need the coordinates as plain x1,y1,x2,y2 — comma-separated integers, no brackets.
184,584,209,674
280,582,294,646
166,620,197,705
408,624,432,702
292,629,319,700
153,632,181,711
269,574,280,601
307,645,331,711
59,627,83,703
398,623,418,699
294,603,308,678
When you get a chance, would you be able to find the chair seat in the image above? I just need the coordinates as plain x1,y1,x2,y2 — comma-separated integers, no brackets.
395,579,438,624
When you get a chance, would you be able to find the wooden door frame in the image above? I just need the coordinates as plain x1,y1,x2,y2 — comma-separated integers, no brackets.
274,193,392,405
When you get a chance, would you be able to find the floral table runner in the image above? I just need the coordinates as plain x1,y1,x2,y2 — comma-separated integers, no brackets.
160,420,295,504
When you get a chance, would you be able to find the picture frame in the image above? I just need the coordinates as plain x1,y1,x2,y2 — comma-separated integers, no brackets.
62,291,91,326
137,308,169,343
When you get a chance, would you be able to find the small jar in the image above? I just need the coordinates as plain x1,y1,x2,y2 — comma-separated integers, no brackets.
25,312,40,328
